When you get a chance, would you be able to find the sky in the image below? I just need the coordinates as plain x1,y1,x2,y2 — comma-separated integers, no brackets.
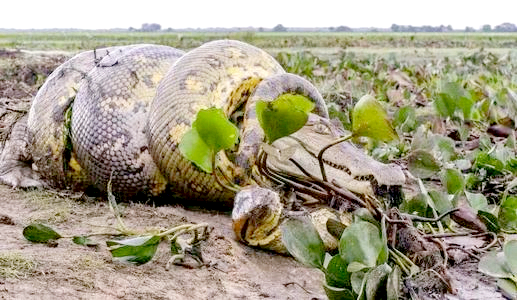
1,0,516,30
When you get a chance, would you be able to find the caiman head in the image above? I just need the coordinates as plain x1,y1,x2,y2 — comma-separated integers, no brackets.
231,73,406,253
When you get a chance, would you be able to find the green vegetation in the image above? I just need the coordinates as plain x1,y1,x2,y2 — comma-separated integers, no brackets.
12,31,517,298
2,31,517,51
0,252,35,279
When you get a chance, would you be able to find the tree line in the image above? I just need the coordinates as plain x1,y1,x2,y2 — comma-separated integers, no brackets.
128,23,517,33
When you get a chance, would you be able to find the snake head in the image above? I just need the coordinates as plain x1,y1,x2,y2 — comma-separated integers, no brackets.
232,186,287,253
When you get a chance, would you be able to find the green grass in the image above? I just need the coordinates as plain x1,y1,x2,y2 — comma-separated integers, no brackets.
0,252,35,279
1,31,517,51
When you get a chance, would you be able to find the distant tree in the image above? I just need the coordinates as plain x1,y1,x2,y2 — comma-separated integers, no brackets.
446,25,453,32
258,27,264,32
391,24,400,32
335,26,352,32
273,24,287,32
494,22,517,32
141,23,161,32
482,24,492,32
465,26,475,32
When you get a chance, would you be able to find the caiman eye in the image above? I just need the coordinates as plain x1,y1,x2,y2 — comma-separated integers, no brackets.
313,122,331,135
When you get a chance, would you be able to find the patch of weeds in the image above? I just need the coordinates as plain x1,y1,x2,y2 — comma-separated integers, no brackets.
0,252,35,279
21,190,73,223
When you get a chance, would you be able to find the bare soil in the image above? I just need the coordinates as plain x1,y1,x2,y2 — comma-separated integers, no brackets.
0,48,507,300
0,186,326,299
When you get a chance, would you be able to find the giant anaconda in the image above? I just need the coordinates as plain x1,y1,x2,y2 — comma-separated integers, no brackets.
0,40,405,252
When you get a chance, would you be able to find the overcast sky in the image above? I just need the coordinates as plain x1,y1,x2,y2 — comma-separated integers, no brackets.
2,0,516,30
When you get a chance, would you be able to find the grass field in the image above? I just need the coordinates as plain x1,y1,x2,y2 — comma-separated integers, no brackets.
2,30,517,51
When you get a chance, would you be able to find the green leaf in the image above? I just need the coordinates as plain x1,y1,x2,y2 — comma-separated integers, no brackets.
350,270,367,296
474,151,505,176
400,194,428,216
326,255,352,289
23,223,62,243
179,127,213,172
107,235,161,265
179,108,239,173
504,240,517,275
441,169,465,195
352,95,398,142
281,216,326,269
323,283,356,300
256,94,315,142
428,190,453,215
193,108,239,152
407,150,440,179
339,221,384,270
365,263,391,300
72,236,98,247
478,250,512,278
478,210,500,233
457,95,475,120
497,278,517,299
465,191,488,211
393,106,417,132
499,196,517,231
386,265,401,300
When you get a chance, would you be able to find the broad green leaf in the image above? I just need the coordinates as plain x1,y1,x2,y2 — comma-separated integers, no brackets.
72,236,98,247
457,95,475,120
107,235,161,265
326,255,352,289
339,221,384,270
428,190,453,215
478,210,500,233
499,196,517,231
365,263,391,300
179,108,239,173
393,106,417,132
497,278,517,299
465,191,488,211
478,250,512,278
407,150,440,179
350,270,367,296
435,92,456,118
23,223,62,243
441,169,465,195
400,194,428,216
323,283,356,300
179,127,213,172
193,108,239,152
352,95,398,142
474,151,505,176
434,81,464,118
435,136,457,162
386,265,401,300
281,216,325,269
504,240,517,275
256,94,315,142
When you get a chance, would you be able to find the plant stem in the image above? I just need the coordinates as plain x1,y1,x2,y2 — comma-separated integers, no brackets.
317,134,353,182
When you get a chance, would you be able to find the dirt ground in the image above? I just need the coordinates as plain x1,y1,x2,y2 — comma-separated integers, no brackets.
0,48,508,300
0,186,328,300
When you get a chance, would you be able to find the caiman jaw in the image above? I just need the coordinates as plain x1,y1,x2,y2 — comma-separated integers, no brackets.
266,114,406,201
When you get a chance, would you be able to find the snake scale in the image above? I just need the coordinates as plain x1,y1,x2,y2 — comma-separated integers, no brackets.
0,40,405,252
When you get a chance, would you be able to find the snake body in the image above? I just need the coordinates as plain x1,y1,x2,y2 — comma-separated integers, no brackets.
0,40,405,252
